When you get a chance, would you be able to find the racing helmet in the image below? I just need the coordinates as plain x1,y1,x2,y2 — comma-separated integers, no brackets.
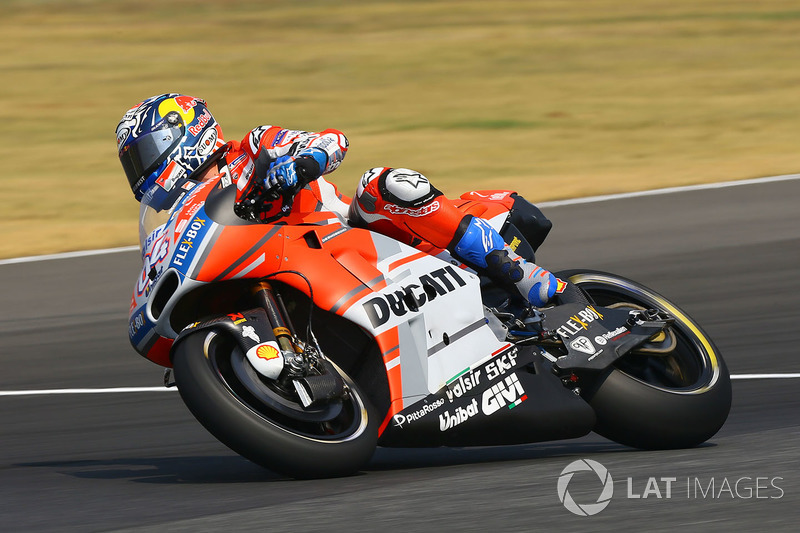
116,94,225,201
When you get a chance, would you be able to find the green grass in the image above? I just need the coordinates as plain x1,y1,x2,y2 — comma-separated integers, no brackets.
2,0,800,257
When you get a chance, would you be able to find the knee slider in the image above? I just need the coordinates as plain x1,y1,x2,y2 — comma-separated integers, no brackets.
381,168,438,207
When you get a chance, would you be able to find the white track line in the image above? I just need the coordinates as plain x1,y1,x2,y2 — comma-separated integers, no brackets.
0,387,178,397
536,172,800,208
2,173,800,266
730,373,800,380
0,374,798,396
0,245,139,266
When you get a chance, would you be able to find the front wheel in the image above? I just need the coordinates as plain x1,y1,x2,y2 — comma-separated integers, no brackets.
172,329,378,478
558,269,732,449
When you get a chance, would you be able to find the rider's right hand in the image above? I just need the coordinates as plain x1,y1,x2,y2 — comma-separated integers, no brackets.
266,155,299,193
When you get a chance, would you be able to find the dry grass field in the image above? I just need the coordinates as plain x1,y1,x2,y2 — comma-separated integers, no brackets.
2,0,800,257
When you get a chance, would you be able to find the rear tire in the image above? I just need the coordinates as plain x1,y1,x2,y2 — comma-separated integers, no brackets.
559,269,732,449
172,329,378,478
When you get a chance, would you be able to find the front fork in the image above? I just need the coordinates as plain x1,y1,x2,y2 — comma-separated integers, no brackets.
252,281,345,408
252,281,310,373
167,279,345,407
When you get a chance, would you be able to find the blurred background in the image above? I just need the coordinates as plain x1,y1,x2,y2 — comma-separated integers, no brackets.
2,0,800,257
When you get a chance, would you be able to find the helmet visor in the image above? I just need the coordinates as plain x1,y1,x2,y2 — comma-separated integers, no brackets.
120,124,184,193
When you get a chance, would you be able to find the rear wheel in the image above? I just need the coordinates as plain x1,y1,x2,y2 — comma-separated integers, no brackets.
172,329,378,478
558,269,731,449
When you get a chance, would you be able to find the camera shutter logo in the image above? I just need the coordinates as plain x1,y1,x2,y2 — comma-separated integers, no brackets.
557,459,614,516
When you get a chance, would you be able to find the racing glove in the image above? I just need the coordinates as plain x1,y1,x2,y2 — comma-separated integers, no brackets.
266,148,328,193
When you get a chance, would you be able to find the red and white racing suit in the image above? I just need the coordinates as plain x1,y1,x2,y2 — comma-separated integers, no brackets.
229,127,556,307
223,125,352,222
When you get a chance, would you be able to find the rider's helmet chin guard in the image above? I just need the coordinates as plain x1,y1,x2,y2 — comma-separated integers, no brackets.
116,93,225,210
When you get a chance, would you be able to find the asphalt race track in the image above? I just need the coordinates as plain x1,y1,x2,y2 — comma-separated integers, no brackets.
2,177,799,532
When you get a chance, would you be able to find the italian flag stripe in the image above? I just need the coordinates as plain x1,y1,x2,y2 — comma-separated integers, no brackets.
446,367,470,385
508,395,528,409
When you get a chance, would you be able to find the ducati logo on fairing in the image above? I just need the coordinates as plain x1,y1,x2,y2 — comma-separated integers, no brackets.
363,266,467,328
481,374,527,415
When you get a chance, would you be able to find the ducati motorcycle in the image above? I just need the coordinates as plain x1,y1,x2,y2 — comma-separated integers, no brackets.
128,175,731,479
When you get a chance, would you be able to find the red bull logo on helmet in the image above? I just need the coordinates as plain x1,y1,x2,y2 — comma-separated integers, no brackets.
158,96,196,126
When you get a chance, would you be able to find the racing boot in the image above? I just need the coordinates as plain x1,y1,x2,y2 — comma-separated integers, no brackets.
450,216,557,307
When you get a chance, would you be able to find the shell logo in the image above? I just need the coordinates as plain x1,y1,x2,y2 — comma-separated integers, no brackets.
256,344,280,360
158,96,196,126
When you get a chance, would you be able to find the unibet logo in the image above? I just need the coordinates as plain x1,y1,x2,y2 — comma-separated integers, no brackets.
438,398,479,431
557,459,614,516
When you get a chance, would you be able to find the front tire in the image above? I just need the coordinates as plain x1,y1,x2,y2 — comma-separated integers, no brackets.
172,330,378,478
559,269,732,449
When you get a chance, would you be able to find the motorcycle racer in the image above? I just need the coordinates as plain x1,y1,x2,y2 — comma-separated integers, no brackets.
116,93,557,308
